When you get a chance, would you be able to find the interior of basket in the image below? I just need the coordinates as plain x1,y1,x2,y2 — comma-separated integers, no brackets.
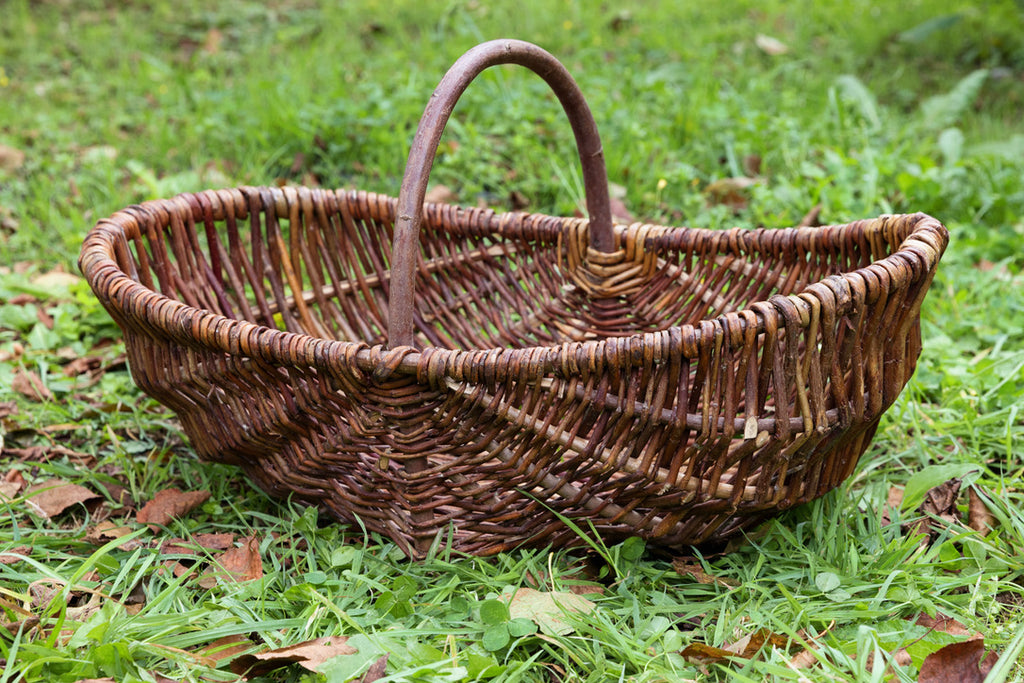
116,188,898,353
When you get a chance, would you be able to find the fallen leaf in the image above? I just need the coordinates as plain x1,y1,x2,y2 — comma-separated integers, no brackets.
787,647,818,669
25,479,100,518
101,481,135,509
880,485,904,526
230,636,357,677
137,488,211,529
704,176,757,210
357,653,389,682
84,520,133,545
507,588,595,636
49,445,97,467
36,306,54,330
27,578,63,610
508,190,530,210
158,537,202,580
915,612,972,637
202,28,223,55
672,560,739,588
211,535,262,583
0,545,31,565
755,34,789,56
12,369,53,402
0,470,25,500
565,582,605,596
425,185,456,205
194,533,235,550
967,487,995,535
680,641,736,663
0,144,25,173
918,638,997,683
726,628,791,658
0,401,17,419
797,204,823,228
903,478,961,542
30,269,81,290
200,635,253,664
62,355,104,378
742,153,762,176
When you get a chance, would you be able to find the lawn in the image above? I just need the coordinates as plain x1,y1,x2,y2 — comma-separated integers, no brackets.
2,0,1024,681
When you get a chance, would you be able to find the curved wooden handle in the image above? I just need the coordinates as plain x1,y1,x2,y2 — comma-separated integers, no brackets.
388,39,614,348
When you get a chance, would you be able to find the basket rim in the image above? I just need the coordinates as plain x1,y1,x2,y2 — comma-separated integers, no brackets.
78,186,949,382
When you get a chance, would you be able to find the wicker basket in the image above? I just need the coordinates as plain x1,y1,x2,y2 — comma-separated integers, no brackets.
80,40,948,558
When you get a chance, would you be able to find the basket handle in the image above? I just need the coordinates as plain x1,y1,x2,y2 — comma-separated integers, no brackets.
388,39,614,348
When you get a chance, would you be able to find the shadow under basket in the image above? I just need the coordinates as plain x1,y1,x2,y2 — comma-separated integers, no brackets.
79,40,948,559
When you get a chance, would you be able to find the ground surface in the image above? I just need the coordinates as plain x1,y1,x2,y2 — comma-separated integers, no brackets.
2,1,1024,681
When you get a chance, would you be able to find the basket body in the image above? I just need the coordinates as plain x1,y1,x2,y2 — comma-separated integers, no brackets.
79,186,947,557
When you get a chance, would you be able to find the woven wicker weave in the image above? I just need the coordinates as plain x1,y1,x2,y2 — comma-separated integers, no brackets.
80,41,948,558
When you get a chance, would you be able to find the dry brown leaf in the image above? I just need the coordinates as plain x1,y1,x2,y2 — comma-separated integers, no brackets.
202,28,223,54
0,401,17,419
967,487,996,535
12,369,53,402
726,628,791,658
62,355,103,378
194,533,235,550
36,306,54,330
680,641,736,663
797,204,823,228
915,612,972,637
101,482,135,509
0,447,43,462
880,485,904,526
25,479,100,518
918,638,997,683
672,560,739,588
230,636,357,677
787,647,818,669
0,545,31,565
0,144,26,173
742,153,762,176
358,654,389,682
565,582,605,596
49,445,97,467
27,579,64,610
0,470,25,500
889,647,912,673
137,488,210,529
200,635,253,664
84,520,133,545
704,177,756,211
903,478,961,541
212,535,262,583
508,190,529,210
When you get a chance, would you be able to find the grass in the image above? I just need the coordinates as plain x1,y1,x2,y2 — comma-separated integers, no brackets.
2,0,1024,680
